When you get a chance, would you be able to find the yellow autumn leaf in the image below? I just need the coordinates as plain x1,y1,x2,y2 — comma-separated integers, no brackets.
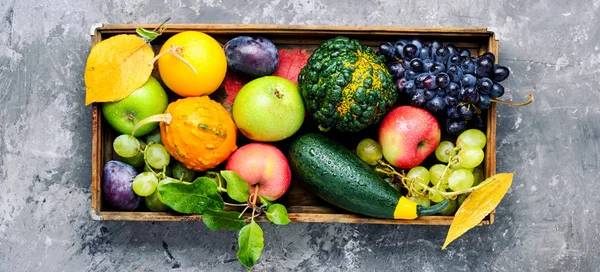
84,34,154,105
442,173,514,249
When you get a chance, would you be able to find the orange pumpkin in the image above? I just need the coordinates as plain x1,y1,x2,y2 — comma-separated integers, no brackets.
159,96,237,171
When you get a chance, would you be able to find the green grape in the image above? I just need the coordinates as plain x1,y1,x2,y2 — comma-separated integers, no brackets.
408,196,431,207
472,167,484,187
448,169,475,192
121,152,145,168
157,177,178,204
145,144,170,169
132,172,159,197
145,191,169,211
450,159,474,172
429,164,451,188
438,199,458,216
172,161,195,182
407,166,430,192
113,134,140,158
457,194,467,207
356,138,383,165
435,141,455,163
458,148,485,168
428,187,446,203
457,129,487,149
146,128,162,145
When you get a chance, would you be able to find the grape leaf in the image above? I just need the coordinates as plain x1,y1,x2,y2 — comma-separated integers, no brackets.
443,173,514,249
202,209,246,231
157,177,224,214
265,204,291,225
84,34,154,105
221,170,250,203
237,221,264,269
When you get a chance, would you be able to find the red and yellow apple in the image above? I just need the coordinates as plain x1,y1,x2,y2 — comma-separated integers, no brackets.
379,106,441,169
225,143,291,201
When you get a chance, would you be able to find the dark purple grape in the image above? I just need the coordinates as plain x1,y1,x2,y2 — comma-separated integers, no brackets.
403,44,418,60
435,73,450,88
423,75,437,90
444,95,459,107
435,46,451,63
423,59,435,71
478,77,493,94
493,65,510,82
410,58,424,72
475,56,494,77
396,78,407,93
447,106,460,119
424,89,436,100
435,88,446,96
477,94,491,110
472,114,486,130
490,83,505,98
387,61,406,79
404,70,418,80
458,105,474,120
393,41,407,59
414,74,427,88
446,64,464,83
446,44,458,55
411,39,424,50
430,62,446,75
403,80,416,96
462,86,480,103
411,89,427,106
445,82,460,96
378,42,396,62
429,40,442,58
418,46,431,60
102,160,140,211
459,48,471,57
446,120,468,135
461,58,476,74
481,52,496,63
224,36,280,78
402,59,412,70
447,53,461,66
424,95,446,112
461,74,477,87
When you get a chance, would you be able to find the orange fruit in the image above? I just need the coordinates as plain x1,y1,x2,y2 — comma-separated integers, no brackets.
158,31,227,97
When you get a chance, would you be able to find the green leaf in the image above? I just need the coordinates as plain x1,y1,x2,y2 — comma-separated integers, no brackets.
265,204,291,225
237,221,264,270
258,195,272,208
202,209,246,231
157,177,224,214
221,170,250,203
136,27,161,42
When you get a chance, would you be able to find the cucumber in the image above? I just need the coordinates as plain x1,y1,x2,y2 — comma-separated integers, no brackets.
288,133,447,219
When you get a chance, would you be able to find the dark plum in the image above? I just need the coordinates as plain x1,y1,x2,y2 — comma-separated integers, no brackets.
223,36,279,78
102,160,140,211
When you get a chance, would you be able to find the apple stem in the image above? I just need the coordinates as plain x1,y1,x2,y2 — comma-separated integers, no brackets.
491,93,534,106
224,202,248,207
131,113,172,137
148,45,198,74
238,205,251,219
217,187,227,193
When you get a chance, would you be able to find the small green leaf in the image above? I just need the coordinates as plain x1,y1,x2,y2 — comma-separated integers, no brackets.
237,221,264,269
202,209,246,231
136,27,161,42
258,195,272,208
157,177,224,214
265,204,291,225
221,170,250,203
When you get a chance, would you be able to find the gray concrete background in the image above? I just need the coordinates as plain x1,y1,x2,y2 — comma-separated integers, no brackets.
0,0,597,271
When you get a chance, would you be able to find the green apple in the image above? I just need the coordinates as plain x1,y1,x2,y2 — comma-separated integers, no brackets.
102,76,168,137
232,76,305,142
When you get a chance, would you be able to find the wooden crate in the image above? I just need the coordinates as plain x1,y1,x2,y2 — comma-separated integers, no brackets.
90,24,498,225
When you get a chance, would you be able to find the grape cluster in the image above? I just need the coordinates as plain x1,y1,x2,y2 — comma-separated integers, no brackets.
378,39,510,135
112,130,197,211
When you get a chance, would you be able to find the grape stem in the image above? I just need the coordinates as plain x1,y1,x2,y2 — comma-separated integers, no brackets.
491,93,534,106
148,45,198,74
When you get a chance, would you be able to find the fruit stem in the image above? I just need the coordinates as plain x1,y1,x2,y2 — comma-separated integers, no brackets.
217,187,227,193
152,17,171,34
224,202,248,207
238,205,251,219
131,113,172,137
491,93,534,106
148,45,198,74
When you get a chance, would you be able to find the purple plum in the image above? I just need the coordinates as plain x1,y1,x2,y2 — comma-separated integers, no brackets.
223,36,279,78
102,160,140,210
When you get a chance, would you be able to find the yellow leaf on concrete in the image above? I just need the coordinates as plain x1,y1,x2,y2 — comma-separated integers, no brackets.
442,173,514,249
84,34,154,105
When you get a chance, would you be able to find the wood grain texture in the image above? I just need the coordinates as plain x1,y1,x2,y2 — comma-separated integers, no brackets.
90,24,497,225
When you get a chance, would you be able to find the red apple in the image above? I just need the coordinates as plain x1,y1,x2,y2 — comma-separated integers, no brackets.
225,143,291,201
379,106,441,169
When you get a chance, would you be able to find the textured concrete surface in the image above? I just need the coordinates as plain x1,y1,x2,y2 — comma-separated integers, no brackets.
0,0,598,271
